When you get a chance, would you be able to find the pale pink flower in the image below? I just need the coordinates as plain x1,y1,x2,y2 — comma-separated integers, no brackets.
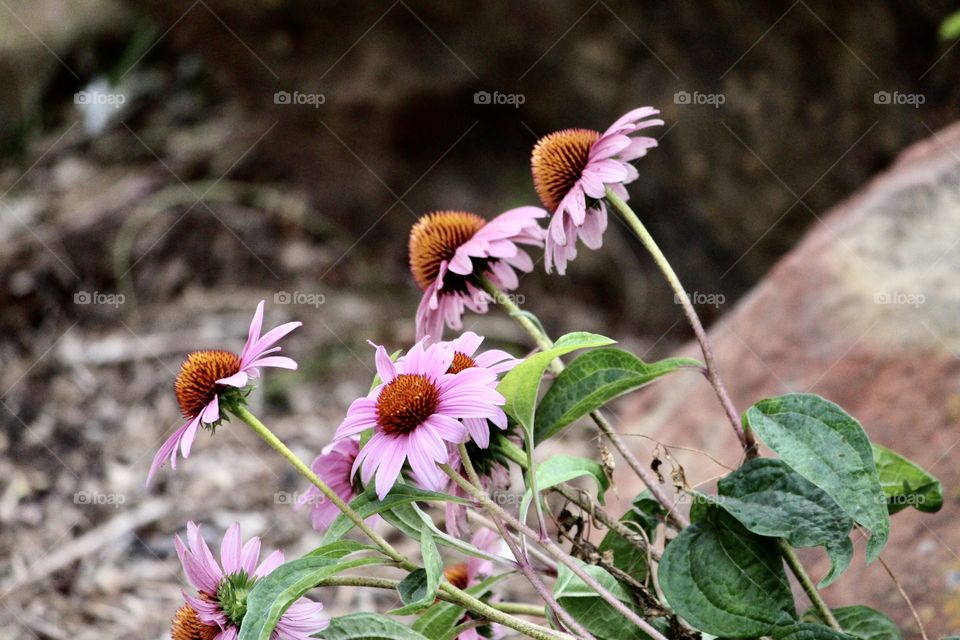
531,107,663,274
298,437,377,532
334,339,506,499
409,208,545,340
148,301,300,485
172,521,328,640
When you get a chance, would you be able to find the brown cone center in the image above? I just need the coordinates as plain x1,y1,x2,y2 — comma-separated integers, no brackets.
376,373,440,435
409,211,487,291
174,350,242,418
531,128,601,212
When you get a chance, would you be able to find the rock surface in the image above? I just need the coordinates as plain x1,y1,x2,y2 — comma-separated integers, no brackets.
618,120,960,635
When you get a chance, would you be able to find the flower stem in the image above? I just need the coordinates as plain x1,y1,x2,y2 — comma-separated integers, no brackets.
233,406,568,640
477,274,689,529
458,446,597,639
442,463,670,640
777,539,841,631
604,187,756,457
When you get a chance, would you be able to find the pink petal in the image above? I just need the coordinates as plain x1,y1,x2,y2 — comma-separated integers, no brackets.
217,371,249,388
254,549,284,578
220,522,243,575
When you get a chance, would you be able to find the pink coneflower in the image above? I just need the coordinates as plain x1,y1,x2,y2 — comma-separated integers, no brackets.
334,339,506,499
443,529,505,640
172,521,328,640
298,437,373,532
409,207,545,340
531,107,663,274
148,301,301,485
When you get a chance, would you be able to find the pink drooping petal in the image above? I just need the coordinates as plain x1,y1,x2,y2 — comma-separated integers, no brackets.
146,419,192,485
216,371,249,388
254,548,284,578
245,355,298,370
373,437,409,499
220,522,243,575
200,394,220,425
240,536,262,575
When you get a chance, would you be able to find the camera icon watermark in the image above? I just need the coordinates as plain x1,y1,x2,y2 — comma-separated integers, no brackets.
274,291,326,308
674,90,725,109
74,291,125,308
274,90,326,108
873,91,925,108
675,290,725,308
478,291,525,307
74,90,126,108
474,90,525,108
873,291,925,308
74,490,126,508
275,491,324,506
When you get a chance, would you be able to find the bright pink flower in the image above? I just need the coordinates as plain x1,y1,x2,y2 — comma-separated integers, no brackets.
173,521,328,640
531,107,663,274
298,437,377,532
334,339,506,499
409,208,545,340
148,301,301,485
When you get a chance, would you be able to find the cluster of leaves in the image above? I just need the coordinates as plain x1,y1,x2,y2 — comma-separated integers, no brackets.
234,333,942,640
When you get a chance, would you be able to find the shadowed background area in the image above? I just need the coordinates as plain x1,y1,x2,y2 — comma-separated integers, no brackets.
0,1,958,637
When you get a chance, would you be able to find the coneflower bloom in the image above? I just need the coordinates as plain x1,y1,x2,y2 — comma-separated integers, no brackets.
429,331,517,448
334,339,506,499
298,437,373,532
444,529,505,640
409,207,545,340
172,521,328,640
148,301,300,485
530,107,663,274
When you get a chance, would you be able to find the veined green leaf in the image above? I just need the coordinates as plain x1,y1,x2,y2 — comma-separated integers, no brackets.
390,523,442,615
872,444,943,515
803,605,901,640
318,613,431,639
773,623,857,640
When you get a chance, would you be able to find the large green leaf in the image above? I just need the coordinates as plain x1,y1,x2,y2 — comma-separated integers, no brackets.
319,613,431,640
322,484,469,544
872,444,943,515
238,555,388,640
702,457,854,587
803,605,901,640
412,574,509,638
773,623,857,640
658,508,795,636
744,393,890,562
497,331,616,438
519,454,611,528
390,523,443,614
534,348,700,441
553,558,651,640
305,540,377,558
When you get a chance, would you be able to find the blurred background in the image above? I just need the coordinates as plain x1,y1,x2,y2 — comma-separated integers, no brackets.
1,1,958,637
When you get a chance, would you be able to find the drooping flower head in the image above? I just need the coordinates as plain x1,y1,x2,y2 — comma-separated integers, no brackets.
530,107,663,274
148,301,300,485
172,521,328,640
409,207,545,340
298,437,375,533
443,529,506,640
334,338,506,499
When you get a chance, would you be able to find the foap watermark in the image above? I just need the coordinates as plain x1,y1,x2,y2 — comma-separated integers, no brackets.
274,90,326,108
675,290,725,308
275,291,326,308
479,290,525,307
74,89,126,108
275,491,323,506
874,291,925,308
474,90,525,108
74,290,125,308
491,491,525,506
874,91,925,109
674,90,725,109
74,490,126,508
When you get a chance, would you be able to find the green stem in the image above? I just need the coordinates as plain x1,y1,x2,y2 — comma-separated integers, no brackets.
604,187,757,456
232,406,568,640
443,464,670,640
477,274,689,529
494,602,549,617
777,539,841,631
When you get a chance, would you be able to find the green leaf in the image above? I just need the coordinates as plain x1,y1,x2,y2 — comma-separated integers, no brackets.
744,393,890,562
412,574,508,638
319,613,431,639
553,558,649,640
536,455,610,501
382,502,505,565
872,444,943,515
658,508,795,637
702,457,854,587
305,540,377,558
773,623,857,640
322,484,469,544
534,348,700,442
497,331,616,439
803,605,901,640
238,556,389,640
941,10,960,40
390,522,443,615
